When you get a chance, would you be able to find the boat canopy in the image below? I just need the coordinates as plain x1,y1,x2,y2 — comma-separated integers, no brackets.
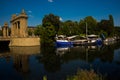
87,34,98,38
67,35,79,39
57,35,66,38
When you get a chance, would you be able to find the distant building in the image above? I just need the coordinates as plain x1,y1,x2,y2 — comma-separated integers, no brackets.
28,26,36,31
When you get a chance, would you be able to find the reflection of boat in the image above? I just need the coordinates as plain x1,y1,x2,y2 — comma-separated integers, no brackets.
56,47,69,56
55,35,73,47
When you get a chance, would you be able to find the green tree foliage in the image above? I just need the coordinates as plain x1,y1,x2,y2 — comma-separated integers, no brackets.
42,13,60,33
40,23,56,46
78,20,86,34
98,15,115,37
84,16,98,34
79,16,98,35
98,20,109,37
58,20,79,36
109,15,115,36
34,25,43,36
28,29,33,36
109,15,114,27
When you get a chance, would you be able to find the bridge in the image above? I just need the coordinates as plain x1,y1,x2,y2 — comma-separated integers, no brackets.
0,9,40,47
0,9,28,45
0,36,10,41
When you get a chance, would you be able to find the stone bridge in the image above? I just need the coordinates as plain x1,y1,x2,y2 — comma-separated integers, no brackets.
0,9,40,47
0,36,10,41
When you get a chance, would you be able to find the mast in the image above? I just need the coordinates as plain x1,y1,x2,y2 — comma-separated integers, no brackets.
86,22,87,38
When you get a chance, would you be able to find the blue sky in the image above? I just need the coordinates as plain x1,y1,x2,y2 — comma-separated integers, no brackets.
0,0,120,27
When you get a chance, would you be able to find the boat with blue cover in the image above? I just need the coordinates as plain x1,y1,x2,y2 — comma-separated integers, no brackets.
55,35,73,47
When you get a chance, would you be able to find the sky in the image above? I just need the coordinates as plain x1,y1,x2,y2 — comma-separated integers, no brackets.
0,0,120,27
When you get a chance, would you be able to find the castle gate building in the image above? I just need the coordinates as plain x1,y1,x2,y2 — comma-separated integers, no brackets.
10,9,28,37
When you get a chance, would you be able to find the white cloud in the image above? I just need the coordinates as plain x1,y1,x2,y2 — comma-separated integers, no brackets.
29,15,34,18
28,10,32,13
16,13,18,15
59,17,63,21
48,0,53,3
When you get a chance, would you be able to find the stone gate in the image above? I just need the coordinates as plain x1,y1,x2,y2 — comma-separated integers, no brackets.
10,9,28,37
0,9,40,47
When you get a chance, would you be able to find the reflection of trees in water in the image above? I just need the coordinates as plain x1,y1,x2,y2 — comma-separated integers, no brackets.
36,42,120,72
37,45,61,72
60,45,116,63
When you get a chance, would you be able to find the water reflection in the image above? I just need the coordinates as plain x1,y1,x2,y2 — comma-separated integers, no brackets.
38,46,61,72
10,46,40,73
53,42,120,80
114,49,120,63
56,47,70,56
56,44,115,63
0,42,120,80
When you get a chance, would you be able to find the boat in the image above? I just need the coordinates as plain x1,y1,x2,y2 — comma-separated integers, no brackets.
55,35,73,47
87,34,103,45
72,35,102,46
72,22,103,46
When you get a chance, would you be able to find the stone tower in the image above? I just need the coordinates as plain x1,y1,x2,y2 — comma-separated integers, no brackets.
10,9,28,37
2,22,9,38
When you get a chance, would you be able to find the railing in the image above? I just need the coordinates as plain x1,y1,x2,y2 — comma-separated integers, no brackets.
0,35,40,41
0,36,11,41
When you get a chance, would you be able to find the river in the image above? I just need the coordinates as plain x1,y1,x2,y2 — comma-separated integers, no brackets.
0,42,120,80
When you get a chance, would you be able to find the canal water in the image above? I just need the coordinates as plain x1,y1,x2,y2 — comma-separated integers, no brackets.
0,42,120,80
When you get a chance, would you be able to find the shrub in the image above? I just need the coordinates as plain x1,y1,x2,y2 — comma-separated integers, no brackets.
67,69,104,80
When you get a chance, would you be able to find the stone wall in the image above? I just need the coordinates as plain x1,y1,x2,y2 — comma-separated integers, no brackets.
9,37,40,47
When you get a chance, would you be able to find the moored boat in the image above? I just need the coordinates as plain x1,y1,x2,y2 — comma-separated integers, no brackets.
55,35,73,47
87,34,103,45
72,35,103,46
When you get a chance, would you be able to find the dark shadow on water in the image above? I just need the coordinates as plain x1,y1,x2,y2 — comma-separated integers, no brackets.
0,41,10,53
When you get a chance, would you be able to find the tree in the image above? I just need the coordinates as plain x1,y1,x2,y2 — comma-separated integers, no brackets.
28,29,33,36
98,15,115,37
109,15,115,36
109,15,114,27
34,25,43,36
84,16,98,34
42,13,60,34
79,16,98,35
79,19,86,34
58,20,79,36
41,23,56,46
